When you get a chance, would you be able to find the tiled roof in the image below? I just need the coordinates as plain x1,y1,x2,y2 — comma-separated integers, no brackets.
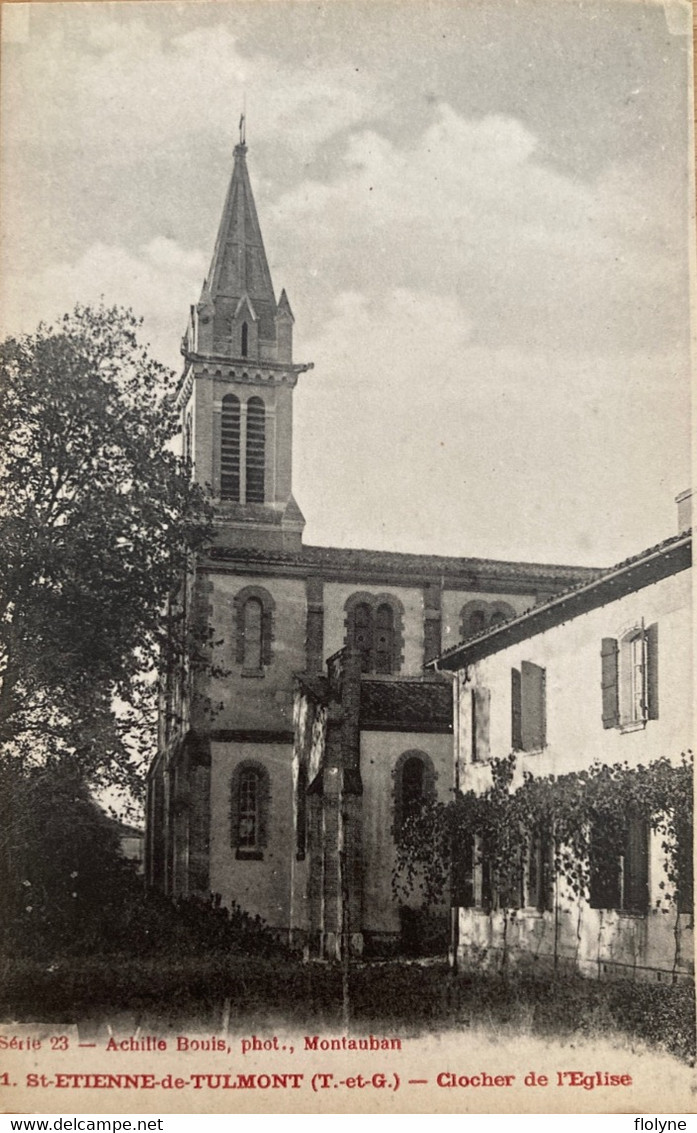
360,679,452,729
208,541,600,586
434,529,691,670
294,673,453,731
295,675,328,700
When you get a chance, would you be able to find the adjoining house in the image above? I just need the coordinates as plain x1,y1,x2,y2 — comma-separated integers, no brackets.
145,137,599,952
431,502,693,983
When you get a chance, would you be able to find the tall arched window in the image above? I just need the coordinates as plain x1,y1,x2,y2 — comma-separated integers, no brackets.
220,394,240,501
234,586,275,673
238,767,259,847
401,757,424,825
231,761,270,859
353,602,373,673
241,321,249,357
460,600,516,640
375,603,395,674
468,609,487,636
242,597,263,671
246,397,265,503
345,593,404,674
393,750,436,835
183,412,192,465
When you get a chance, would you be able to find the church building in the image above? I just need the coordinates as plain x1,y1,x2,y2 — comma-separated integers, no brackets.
145,137,597,957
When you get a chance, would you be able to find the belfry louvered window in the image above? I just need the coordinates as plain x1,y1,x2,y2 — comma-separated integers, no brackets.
246,396,265,503
220,394,241,501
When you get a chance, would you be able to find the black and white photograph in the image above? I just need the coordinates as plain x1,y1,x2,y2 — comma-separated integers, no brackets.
0,0,694,1116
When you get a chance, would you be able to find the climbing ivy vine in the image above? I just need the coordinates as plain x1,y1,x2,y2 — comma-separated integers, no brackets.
393,753,693,914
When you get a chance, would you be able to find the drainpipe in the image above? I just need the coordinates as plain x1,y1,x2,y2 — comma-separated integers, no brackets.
434,657,460,973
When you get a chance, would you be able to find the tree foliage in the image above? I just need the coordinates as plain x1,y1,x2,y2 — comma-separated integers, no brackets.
0,761,139,957
0,305,212,796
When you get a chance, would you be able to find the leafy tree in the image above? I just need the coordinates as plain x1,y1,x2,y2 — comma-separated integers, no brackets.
0,304,212,798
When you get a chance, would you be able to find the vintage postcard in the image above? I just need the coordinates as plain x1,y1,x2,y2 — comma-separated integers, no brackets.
0,0,694,1116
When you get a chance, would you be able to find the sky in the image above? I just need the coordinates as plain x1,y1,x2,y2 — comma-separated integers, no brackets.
1,0,693,567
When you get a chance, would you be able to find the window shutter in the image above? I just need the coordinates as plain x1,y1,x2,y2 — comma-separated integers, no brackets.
601,637,619,728
451,835,474,908
589,822,621,909
645,622,659,720
511,668,522,750
676,819,694,913
481,845,494,911
472,687,491,763
529,828,554,911
261,608,273,666
623,816,649,913
540,829,554,912
521,661,546,751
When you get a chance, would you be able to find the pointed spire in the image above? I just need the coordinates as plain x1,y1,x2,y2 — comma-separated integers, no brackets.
277,288,294,321
205,141,276,313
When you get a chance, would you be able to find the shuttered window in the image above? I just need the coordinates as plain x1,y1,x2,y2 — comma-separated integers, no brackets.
452,834,475,908
471,687,491,762
646,622,659,720
512,663,546,752
601,637,619,728
589,814,649,913
604,623,659,728
521,661,546,751
623,816,649,913
528,826,554,911
511,668,522,750
245,396,265,503
220,394,241,501
676,819,694,914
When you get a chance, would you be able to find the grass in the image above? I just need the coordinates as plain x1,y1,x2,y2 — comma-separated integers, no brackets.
1,954,694,1065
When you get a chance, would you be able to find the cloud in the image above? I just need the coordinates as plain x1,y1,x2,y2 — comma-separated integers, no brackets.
295,287,690,565
1,238,205,369
269,104,687,356
2,15,387,162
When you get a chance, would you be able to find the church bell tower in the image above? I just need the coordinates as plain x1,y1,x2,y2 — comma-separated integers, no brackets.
178,133,312,551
